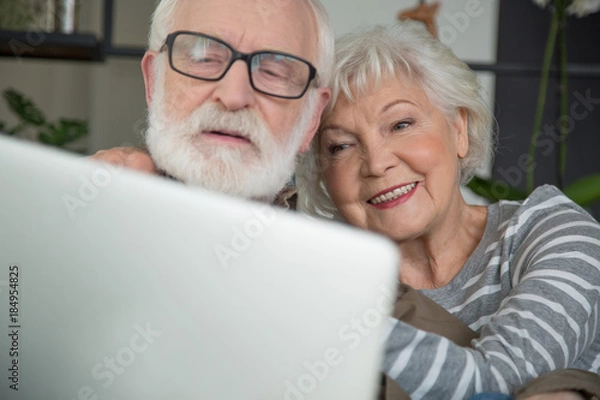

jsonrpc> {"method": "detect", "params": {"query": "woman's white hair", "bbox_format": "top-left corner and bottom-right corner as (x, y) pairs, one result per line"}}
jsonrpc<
(146, 0), (334, 88)
(296, 21), (494, 220)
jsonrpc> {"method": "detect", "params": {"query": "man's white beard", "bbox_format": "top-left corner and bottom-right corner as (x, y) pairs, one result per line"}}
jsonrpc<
(145, 63), (316, 202)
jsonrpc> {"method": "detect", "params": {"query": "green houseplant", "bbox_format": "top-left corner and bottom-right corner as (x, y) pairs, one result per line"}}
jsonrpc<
(467, 0), (600, 209)
(0, 1), (37, 30)
(0, 88), (88, 153)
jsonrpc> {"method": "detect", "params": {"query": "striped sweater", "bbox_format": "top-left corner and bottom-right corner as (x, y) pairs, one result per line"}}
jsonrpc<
(383, 185), (600, 399)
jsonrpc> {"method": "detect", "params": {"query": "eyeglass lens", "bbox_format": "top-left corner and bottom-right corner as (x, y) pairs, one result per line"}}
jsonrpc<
(169, 33), (312, 98)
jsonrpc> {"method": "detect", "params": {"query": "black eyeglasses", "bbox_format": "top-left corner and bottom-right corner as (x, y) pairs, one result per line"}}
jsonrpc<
(160, 31), (318, 100)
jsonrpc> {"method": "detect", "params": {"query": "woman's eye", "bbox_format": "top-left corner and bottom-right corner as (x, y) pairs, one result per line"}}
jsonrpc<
(392, 121), (411, 131)
(328, 143), (350, 155)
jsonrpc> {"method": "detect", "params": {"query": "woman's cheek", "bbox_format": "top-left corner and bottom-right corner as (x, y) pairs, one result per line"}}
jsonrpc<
(324, 167), (349, 203)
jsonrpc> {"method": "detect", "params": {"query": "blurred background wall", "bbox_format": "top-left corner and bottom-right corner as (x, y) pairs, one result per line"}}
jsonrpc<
(0, 0), (499, 155)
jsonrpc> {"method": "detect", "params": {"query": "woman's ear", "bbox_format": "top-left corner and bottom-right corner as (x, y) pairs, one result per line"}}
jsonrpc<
(454, 108), (469, 159)
(141, 51), (158, 107)
(298, 87), (331, 153)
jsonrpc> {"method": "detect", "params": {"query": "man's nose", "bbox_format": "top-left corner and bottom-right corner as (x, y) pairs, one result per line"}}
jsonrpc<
(211, 61), (256, 111)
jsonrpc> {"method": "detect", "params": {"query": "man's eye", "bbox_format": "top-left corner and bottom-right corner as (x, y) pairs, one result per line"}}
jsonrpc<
(189, 45), (227, 63)
(190, 53), (225, 63)
(328, 143), (350, 155)
(259, 66), (288, 79)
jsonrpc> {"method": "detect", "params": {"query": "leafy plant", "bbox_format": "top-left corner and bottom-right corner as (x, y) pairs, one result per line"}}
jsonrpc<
(0, 0), (36, 30)
(0, 88), (88, 153)
(467, 0), (600, 209)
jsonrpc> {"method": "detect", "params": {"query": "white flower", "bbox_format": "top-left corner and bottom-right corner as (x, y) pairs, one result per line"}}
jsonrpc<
(533, 0), (552, 8)
(532, 0), (600, 16)
(566, 0), (600, 16)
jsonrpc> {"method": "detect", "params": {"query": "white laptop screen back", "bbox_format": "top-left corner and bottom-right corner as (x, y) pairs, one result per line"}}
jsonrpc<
(0, 136), (399, 400)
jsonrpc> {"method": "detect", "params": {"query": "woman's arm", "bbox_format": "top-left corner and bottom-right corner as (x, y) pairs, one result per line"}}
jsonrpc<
(383, 191), (600, 398)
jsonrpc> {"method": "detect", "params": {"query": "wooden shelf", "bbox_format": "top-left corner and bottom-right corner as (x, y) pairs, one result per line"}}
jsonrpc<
(0, 30), (103, 61)
(0, 0), (146, 62)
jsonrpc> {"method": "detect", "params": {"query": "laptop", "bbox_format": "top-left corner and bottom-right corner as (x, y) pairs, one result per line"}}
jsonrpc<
(0, 135), (399, 400)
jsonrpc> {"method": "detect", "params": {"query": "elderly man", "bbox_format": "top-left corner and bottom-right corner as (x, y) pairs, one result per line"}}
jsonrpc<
(93, 1), (600, 399)
(94, 0), (331, 207)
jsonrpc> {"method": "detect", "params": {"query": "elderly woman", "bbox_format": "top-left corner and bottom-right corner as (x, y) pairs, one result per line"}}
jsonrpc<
(296, 22), (600, 400)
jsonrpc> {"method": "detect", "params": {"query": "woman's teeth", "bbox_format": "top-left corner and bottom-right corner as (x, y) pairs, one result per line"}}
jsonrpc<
(369, 182), (417, 205)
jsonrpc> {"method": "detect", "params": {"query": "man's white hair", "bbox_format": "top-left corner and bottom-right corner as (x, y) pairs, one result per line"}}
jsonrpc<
(146, 0), (334, 88)
(296, 22), (495, 219)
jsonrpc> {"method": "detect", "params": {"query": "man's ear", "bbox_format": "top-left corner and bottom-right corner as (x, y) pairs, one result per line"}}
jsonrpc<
(454, 108), (469, 159)
(298, 87), (331, 153)
(141, 51), (157, 107)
